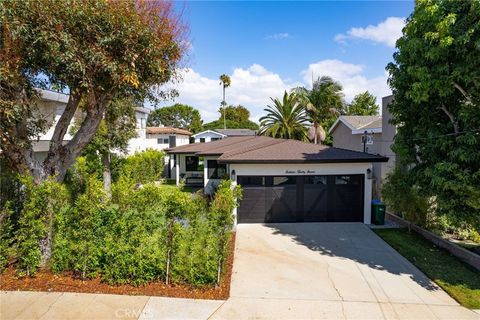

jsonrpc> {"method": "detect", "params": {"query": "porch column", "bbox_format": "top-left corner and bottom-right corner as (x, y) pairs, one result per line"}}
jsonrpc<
(169, 154), (175, 179)
(231, 166), (238, 228)
(203, 158), (208, 188)
(175, 154), (180, 186)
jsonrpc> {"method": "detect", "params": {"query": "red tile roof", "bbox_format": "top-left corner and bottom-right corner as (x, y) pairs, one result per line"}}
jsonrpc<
(146, 127), (192, 136)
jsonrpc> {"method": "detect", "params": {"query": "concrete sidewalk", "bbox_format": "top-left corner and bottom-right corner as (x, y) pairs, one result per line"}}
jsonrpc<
(1, 291), (225, 320)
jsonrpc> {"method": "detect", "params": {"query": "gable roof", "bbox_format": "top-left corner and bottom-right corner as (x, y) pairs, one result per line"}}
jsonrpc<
(167, 136), (388, 164)
(146, 127), (191, 136)
(329, 116), (382, 135)
(192, 128), (256, 138)
(192, 129), (227, 138)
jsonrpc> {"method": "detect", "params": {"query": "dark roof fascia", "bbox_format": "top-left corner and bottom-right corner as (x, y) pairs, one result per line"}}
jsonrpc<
(195, 152), (223, 156)
(166, 150), (224, 157)
(166, 150), (201, 154)
(218, 157), (389, 164)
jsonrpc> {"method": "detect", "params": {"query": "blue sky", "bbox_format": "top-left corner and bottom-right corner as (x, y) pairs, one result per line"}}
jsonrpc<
(165, 1), (414, 122)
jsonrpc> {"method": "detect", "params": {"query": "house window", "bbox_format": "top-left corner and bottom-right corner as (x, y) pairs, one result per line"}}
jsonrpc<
(140, 118), (146, 129)
(237, 176), (265, 186)
(185, 156), (204, 172)
(207, 160), (227, 179)
(335, 175), (362, 185)
(211, 137), (220, 141)
(189, 137), (195, 144)
(169, 135), (176, 148)
(157, 138), (169, 144)
(200, 138), (206, 143)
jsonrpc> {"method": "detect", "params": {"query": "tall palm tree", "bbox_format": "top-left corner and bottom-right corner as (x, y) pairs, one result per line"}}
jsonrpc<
(219, 74), (231, 129)
(259, 91), (309, 141)
(292, 76), (344, 144)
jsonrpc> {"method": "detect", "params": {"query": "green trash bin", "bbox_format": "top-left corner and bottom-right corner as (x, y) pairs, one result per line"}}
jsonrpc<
(371, 201), (386, 225)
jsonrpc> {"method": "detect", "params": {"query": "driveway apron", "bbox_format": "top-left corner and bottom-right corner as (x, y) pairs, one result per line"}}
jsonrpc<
(212, 223), (479, 319)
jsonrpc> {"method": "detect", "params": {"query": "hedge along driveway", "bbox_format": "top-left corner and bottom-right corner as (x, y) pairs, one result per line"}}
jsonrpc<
(374, 228), (480, 309)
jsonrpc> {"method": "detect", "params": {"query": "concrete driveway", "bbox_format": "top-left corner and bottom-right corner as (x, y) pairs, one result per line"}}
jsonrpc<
(211, 223), (478, 319)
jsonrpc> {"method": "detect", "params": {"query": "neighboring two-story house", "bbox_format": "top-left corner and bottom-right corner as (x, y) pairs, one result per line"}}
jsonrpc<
(144, 127), (191, 179)
(329, 95), (396, 197)
(33, 89), (153, 158)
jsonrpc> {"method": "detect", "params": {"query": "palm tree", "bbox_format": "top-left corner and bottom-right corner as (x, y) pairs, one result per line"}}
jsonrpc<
(259, 91), (309, 141)
(219, 74), (231, 129)
(292, 76), (344, 144)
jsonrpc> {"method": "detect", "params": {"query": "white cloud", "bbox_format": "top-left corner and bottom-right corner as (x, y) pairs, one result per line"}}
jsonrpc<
(164, 64), (301, 122)
(335, 17), (405, 47)
(301, 59), (390, 106)
(158, 60), (391, 122)
(265, 33), (290, 40)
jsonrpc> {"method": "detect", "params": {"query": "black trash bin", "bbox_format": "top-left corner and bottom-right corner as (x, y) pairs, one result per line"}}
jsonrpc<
(371, 200), (386, 225)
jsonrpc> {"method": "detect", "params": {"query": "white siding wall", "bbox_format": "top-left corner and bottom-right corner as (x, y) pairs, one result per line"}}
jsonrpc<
(126, 110), (149, 154)
(193, 131), (224, 143)
(145, 134), (190, 151)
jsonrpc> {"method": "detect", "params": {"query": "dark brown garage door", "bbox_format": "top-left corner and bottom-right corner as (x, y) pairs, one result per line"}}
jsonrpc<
(237, 175), (364, 223)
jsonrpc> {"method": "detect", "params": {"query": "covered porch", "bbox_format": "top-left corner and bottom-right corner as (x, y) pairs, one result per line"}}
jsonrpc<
(169, 153), (229, 194)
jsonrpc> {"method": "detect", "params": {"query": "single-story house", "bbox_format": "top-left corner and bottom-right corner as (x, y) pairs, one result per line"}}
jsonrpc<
(166, 136), (388, 225)
(192, 128), (256, 143)
(328, 95), (397, 197)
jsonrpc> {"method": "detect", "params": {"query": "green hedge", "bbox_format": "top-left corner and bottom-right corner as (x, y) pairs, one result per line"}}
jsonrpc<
(1, 150), (240, 286)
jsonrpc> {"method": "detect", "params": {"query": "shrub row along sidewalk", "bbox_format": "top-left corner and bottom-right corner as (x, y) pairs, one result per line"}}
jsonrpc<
(0, 151), (241, 290)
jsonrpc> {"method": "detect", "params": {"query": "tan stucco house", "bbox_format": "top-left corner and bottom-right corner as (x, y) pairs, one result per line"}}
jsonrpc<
(328, 95), (397, 197)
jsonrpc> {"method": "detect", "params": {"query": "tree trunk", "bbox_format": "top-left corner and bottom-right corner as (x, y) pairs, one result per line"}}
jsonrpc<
(101, 152), (112, 195)
(314, 122), (318, 144)
(42, 92), (110, 182)
(39, 197), (54, 267)
(439, 105), (460, 134)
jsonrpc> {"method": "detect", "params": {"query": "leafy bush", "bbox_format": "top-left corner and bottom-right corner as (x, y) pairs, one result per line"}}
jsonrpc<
(120, 149), (165, 184)
(383, 166), (480, 242)
(209, 180), (242, 284)
(52, 176), (241, 286)
(4, 150), (240, 287)
(0, 203), (14, 271)
(15, 176), (70, 276)
(382, 166), (430, 228)
(53, 176), (108, 279)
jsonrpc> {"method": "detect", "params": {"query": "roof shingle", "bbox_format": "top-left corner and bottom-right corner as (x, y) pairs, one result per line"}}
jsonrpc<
(167, 136), (388, 164)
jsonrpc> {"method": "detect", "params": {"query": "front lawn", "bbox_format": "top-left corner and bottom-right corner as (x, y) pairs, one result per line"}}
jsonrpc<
(161, 179), (197, 193)
(374, 228), (480, 309)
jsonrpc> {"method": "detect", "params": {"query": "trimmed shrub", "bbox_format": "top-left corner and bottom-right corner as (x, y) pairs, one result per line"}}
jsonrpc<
(120, 149), (165, 184)
(209, 180), (242, 284)
(52, 176), (108, 279)
(15, 176), (70, 276)
(0, 203), (14, 271)
(5, 154), (240, 287)
(382, 166), (430, 228)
